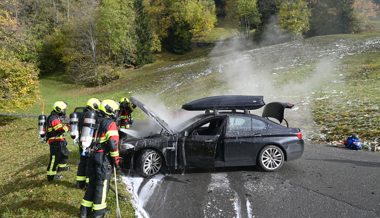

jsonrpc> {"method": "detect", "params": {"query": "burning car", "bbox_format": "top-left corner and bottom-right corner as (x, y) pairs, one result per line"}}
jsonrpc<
(119, 95), (304, 177)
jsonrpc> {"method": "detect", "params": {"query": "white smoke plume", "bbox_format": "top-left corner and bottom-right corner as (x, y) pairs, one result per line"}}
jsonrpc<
(132, 94), (201, 132)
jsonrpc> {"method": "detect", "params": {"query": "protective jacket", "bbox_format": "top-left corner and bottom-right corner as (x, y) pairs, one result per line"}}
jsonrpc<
(46, 111), (69, 180)
(119, 111), (132, 128)
(80, 117), (119, 217)
(47, 112), (68, 143)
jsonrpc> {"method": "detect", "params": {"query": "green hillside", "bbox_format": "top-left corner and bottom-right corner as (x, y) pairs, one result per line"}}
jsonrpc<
(1, 32), (380, 217)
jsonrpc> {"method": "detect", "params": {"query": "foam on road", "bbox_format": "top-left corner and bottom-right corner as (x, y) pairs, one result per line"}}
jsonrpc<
(122, 174), (165, 218)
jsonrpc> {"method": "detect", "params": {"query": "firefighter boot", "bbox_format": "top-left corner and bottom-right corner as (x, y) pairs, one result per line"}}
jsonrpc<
(76, 181), (86, 190)
(57, 165), (70, 172)
(80, 206), (91, 218)
(47, 174), (63, 182)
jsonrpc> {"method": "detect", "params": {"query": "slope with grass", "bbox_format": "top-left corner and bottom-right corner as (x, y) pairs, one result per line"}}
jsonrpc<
(1, 32), (380, 217)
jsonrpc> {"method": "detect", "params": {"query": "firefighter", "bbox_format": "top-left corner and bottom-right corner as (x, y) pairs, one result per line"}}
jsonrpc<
(46, 101), (70, 181)
(76, 98), (101, 189)
(80, 99), (120, 218)
(118, 97), (135, 129)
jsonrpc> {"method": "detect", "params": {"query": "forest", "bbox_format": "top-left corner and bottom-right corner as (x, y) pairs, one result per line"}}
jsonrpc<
(0, 0), (379, 112)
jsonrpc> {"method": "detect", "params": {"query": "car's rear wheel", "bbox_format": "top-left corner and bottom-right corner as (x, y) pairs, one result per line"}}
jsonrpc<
(258, 145), (284, 171)
(136, 149), (163, 177)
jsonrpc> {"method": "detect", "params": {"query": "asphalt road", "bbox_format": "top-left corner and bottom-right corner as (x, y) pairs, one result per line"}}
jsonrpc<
(124, 143), (380, 218)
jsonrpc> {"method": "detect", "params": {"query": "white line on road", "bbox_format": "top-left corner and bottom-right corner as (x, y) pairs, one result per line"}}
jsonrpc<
(246, 198), (254, 218)
(233, 192), (241, 218)
(203, 173), (244, 218)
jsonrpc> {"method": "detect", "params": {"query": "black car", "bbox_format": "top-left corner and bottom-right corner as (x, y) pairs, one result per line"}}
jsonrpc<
(119, 95), (304, 177)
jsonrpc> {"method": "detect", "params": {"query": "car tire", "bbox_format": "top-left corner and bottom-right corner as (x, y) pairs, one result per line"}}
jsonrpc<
(136, 149), (163, 177)
(258, 145), (285, 172)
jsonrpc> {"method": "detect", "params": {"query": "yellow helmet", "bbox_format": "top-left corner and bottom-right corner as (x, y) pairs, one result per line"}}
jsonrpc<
(86, 98), (101, 111)
(53, 101), (68, 114)
(119, 97), (135, 111)
(99, 99), (119, 116)
(119, 97), (130, 104)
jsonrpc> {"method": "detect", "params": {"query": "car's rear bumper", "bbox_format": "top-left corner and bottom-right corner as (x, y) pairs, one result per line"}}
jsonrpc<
(286, 139), (304, 161)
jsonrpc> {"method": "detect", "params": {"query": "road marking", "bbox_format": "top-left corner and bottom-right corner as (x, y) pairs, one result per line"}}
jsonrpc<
(233, 192), (241, 218)
(246, 198), (254, 218)
(203, 173), (243, 218)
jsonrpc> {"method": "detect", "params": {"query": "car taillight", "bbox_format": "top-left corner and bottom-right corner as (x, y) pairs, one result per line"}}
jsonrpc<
(296, 132), (303, 140)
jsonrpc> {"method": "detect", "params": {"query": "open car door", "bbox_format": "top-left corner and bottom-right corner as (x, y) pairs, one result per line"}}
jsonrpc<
(184, 117), (225, 168)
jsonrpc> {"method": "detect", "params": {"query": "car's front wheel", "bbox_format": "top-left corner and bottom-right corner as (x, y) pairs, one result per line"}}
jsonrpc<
(258, 145), (284, 171)
(136, 149), (163, 177)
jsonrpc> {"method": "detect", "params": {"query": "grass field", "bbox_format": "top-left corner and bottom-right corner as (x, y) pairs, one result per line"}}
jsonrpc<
(0, 117), (134, 218)
(1, 31), (380, 217)
(313, 52), (380, 145)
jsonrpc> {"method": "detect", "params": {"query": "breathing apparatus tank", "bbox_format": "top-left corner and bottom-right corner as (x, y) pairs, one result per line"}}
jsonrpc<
(38, 115), (47, 140)
(69, 112), (79, 140)
(80, 110), (97, 150)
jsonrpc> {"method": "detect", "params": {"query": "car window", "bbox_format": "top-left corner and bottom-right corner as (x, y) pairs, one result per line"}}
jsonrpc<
(227, 116), (251, 132)
(252, 118), (267, 131)
(192, 118), (224, 136)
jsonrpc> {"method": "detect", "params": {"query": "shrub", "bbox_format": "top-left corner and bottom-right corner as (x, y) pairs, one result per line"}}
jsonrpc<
(0, 49), (39, 112)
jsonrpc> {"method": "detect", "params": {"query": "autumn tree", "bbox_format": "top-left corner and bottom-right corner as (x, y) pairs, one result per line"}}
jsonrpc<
(226, 0), (261, 37)
(146, 0), (216, 53)
(278, 0), (310, 37)
(0, 9), (39, 111)
(353, 0), (380, 30)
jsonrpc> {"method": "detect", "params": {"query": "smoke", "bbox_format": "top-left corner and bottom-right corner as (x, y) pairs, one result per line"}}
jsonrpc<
(125, 10), (380, 143)
(259, 16), (293, 46)
(211, 40), (340, 98)
(131, 17), (345, 137)
(207, 19), (342, 136)
(132, 94), (201, 132)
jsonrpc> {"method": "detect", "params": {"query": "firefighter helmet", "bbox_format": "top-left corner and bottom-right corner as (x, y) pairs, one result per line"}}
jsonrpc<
(53, 101), (68, 114)
(99, 99), (119, 117)
(119, 97), (130, 104)
(119, 97), (135, 111)
(86, 98), (100, 111)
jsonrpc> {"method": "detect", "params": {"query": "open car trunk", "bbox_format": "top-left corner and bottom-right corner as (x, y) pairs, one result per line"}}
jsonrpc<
(262, 102), (294, 126)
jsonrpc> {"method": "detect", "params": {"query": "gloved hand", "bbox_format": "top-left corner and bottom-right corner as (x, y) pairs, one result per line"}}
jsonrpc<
(128, 118), (134, 125)
(113, 156), (120, 168)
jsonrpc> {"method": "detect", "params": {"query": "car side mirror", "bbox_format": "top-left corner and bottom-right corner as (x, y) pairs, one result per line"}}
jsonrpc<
(184, 131), (189, 137)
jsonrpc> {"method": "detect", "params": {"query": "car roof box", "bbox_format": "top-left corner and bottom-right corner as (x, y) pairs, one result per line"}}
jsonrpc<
(182, 95), (265, 111)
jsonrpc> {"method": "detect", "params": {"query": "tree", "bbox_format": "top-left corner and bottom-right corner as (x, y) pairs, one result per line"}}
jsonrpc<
(308, 0), (358, 35)
(60, 0), (102, 85)
(175, 0), (217, 37)
(163, 21), (193, 54)
(146, 0), (216, 53)
(134, 0), (154, 66)
(38, 30), (66, 75)
(278, 0), (310, 37)
(0, 49), (39, 112)
(97, 0), (137, 66)
(353, 0), (379, 31)
(0, 9), (39, 112)
(226, 0), (261, 37)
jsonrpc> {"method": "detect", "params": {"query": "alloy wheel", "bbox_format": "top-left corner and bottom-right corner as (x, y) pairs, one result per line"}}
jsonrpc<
(261, 146), (284, 170)
(143, 151), (162, 176)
